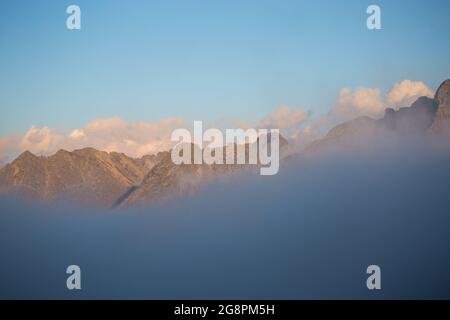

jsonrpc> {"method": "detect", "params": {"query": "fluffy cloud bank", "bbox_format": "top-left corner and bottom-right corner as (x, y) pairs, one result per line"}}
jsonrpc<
(333, 80), (433, 122)
(0, 117), (187, 165)
(62, 117), (187, 157)
(386, 80), (434, 109)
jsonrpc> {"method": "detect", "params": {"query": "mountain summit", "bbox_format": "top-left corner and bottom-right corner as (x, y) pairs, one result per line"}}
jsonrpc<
(0, 148), (150, 206)
(431, 79), (450, 133)
(307, 79), (449, 152)
(0, 138), (288, 207)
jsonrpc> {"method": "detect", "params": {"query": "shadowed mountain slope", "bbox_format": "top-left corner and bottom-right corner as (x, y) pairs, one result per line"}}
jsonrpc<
(117, 136), (289, 207)
(306, 79), (450, 153)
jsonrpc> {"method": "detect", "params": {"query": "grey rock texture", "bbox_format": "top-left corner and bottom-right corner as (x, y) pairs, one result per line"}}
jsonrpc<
(431, 79), (450, 133)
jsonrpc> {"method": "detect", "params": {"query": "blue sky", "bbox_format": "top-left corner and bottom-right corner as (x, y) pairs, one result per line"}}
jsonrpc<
(1, 0), (449, 136)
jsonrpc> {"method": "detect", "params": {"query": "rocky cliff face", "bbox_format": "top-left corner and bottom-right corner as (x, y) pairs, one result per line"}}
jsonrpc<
(431, 79), (450, 133)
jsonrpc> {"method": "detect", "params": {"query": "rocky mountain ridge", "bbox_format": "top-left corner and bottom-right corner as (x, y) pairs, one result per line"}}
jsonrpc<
(1, 79), (449, 208)
(307, 78), (449, 152)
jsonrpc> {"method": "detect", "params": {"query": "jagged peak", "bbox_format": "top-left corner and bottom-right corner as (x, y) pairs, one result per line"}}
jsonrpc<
(434, 79), (450, 105)
(385, 96), (437, 115)
(15, 150), (37, 161)
(412, 95), (435, 105)
(435, 79), (450, 96)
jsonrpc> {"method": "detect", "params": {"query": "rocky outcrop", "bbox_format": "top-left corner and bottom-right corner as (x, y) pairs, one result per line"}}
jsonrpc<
(381, 96), (438, 134)
(306, 79), (450, 153)
(431, 79), (450, 133)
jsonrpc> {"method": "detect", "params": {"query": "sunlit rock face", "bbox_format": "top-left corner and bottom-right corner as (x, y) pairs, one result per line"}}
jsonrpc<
(0, 148), (150, 207)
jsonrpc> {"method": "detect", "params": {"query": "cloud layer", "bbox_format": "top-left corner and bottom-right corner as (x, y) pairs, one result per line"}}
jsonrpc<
(2, 138), (450, 299)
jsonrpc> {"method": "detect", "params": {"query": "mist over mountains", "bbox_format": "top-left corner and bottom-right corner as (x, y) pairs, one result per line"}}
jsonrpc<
(1, 79), (449, 208)
(1, 129), (450, 299)
(1, 79), (450, 299)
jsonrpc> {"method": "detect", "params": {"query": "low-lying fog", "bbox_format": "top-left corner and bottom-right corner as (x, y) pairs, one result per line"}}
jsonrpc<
(1, 137), (450, 299)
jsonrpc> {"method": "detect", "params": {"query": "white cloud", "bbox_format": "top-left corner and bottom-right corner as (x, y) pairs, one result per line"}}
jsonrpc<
(69, 129), (85, 139)
(61, 117), (187, 157)
(385, 80), (433, 109)
(259, 106), (309, 130)
(334, 87), (384, 121)
(0, 117), (187, 162)
(19, 126), (63, 155)
(332, 80), (434, 122)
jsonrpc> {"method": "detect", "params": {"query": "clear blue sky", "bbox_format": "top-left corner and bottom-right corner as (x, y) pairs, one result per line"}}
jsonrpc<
(1, 0), (449, 135)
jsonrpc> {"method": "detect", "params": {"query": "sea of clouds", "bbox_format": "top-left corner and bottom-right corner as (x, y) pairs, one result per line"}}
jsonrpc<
(1, 136), (449, 299)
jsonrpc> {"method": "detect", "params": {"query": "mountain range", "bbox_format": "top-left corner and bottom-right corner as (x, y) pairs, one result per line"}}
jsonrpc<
(1, 79), (449, 208)
(307, 79), (449, 152)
